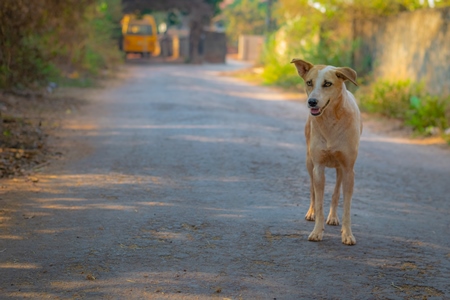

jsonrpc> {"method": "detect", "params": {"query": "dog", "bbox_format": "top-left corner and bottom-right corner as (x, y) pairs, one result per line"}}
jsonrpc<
(291, 58), (362, 245)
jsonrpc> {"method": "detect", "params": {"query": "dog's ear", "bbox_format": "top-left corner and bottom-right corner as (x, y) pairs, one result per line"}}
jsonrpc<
(291, 58), (314, 79)
(335, 67), (358, 86)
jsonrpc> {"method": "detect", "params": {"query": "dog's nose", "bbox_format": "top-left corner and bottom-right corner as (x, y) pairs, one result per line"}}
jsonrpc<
(308, 98), (318, 107)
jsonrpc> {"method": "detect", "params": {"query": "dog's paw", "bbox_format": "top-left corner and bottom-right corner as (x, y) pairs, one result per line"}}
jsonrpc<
(326, 215), (340, 226)
(341, 232), (356, 245)
(305, 211), (315, 221)
(308, 230), (323, 242)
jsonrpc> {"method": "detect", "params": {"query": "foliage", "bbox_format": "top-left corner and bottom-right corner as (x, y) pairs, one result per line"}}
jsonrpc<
(123, 0), (223, 15)
(406, 96), (450, 134)
(275, 0), (449, 22)
(0, 0), (123, 90)
(204, 0), (224, 16)
(238, 0), (450, 138)
(80, 0), (124, 76)
(358, 79), (450, 135)
(259, 36), (303, 88)
(221, 0), (267, 47)
(358, 80), (421, 118)
(258, 0), (450, 89)
(260, 31), (358, 89)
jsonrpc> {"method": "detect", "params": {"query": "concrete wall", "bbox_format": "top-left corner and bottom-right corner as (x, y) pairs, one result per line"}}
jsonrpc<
(354, 7), (450, 95)
(203, 31), (227, 63)
(238, 35), (264, 61)
(164, 35), (189, 59)
(159, 31), (225, 63)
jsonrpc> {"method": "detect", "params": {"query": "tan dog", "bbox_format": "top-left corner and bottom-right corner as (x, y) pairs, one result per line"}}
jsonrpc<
(291, 58), (362, 245)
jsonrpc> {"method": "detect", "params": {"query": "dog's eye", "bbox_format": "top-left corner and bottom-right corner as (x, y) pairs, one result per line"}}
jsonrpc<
(306, 80), (313, 87)
(323, 81), (332, 87)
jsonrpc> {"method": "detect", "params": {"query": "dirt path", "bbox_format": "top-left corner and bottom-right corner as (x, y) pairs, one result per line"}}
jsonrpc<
(1, 61), (449, 299)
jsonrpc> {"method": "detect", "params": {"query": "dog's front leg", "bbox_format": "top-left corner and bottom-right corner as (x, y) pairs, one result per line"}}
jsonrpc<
(305, 157), (315, 221)
(327, 167), (342, 225)
(341, 168), (356, 245)
(308, 165), (325, 242)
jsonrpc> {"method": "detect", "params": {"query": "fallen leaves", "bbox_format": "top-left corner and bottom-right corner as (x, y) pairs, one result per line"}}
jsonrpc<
(0, 147), (47, 178)
(86, 274), (96, 281)
(0, 91), (84, 178)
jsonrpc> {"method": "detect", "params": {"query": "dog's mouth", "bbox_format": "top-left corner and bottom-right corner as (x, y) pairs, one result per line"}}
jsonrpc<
(310, 99), (330, 116)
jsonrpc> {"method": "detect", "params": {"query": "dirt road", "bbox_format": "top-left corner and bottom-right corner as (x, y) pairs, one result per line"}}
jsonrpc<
(1, 61), (449, 299)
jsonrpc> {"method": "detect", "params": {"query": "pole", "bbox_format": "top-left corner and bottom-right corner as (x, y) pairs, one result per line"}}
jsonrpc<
(266, 0), (272, 33)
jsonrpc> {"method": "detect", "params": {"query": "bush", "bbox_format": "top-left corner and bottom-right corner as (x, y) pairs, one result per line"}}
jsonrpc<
(358, 79), (422, 118)
(358, 79), (450, 136)
(79, 1), (123, 76)
(260, 37), (302, 88)
(0, 0), (123, 90)
(260, 33), (358, 89)
(406, 95), (449, 134)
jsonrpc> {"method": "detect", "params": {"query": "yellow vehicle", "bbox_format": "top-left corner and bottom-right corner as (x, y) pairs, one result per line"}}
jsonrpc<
(121, 14), (159, 57)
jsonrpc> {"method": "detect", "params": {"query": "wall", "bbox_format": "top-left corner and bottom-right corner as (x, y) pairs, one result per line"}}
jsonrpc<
(238, 35), (264, 61)
(203, 31), (227, 63)
(159, 30), (225, 63)
(354, 7), (450, 95)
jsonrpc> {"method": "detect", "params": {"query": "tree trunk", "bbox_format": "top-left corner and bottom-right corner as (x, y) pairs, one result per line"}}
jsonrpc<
(189, 19), (203, 64)
(0, 110), (3, 146)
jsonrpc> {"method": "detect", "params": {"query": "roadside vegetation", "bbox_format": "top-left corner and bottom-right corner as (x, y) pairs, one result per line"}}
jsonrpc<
(0, 0), (225, 178)
(0, 0), (123, 91)
(220, 0), (450, 143)
(0, 0), (123, 177)
(221, 0), (267, 48)
(357, 80), (450, 140)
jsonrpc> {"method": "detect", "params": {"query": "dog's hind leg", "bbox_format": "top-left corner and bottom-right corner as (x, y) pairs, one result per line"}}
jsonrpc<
(327, 167), (342, 226)
(305, 157), (315, 221)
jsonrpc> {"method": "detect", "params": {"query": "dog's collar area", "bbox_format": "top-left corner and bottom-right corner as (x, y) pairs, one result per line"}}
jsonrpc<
(310, 99), (330, 116)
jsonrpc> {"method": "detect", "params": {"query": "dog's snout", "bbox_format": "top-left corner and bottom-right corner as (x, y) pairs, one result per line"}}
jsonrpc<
(308, 98), (318, 107)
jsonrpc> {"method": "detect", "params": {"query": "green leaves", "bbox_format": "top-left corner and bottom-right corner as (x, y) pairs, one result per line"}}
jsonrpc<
(409, 96), (421, 109)
(0, 0), (122, 90)
(406, 95), (449, 134)
(358, 79), (450, 135)
(221, 0), (267, 46)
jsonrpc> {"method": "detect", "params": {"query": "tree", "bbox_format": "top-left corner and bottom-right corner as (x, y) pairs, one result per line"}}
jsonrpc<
(220, 0), (267, 47)
(258, 0), (450, 87)
(0, 0), (94, 89)
(0, 0), (123, 90)
(269, 0), (450, 67)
